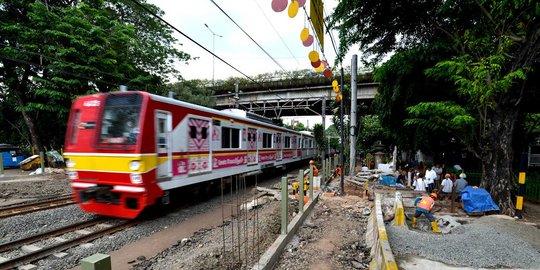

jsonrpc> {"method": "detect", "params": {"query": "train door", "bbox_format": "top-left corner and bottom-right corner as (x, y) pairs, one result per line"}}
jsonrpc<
(156, 111), (172, 178)
(247, 128), (257, 165)
(187, 116), (211, 174)
(276, 133), (282, 161)
(292, 136), (297, 158)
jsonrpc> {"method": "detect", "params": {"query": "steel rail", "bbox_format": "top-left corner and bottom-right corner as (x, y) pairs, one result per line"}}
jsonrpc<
(0, 220), (139, 269)
(0, 196), (75, 218)
(0, 218), (106, 253)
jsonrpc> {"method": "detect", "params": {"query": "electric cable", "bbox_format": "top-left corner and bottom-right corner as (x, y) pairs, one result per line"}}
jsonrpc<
(209, 0), (287, 73)
(127, 0), (259, 84)
(252, 0), (301, 68)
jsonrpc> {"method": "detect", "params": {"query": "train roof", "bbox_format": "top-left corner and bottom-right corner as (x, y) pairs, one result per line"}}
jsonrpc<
(99, 91), (314, 138)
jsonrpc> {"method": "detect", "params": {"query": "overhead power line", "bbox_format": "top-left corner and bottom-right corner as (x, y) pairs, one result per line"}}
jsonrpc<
(253, 0), (301, 68)
(209, 0), (287, 73)
(127, 0), (296, 102)
(127, 0), (259, 84)
(322, 5), (340, 58)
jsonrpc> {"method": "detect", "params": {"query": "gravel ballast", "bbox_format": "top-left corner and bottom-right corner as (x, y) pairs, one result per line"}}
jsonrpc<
(387, 215), (540, 269)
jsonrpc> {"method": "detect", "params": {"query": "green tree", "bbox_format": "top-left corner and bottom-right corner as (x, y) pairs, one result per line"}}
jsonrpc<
(313, 123), (325, 153)
(0, 0), (191, 151)
(330, 0), (540, 214)
(293, 122), (307, 131)
(325, 124), (340, 152)
(169, 80), (215, 107)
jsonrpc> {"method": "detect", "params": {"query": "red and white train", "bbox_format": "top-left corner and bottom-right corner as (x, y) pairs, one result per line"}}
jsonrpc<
(64, 90), (317, 218)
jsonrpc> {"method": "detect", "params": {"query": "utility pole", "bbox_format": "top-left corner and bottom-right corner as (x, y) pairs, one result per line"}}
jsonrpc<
(234, 81), (239, 108)
(321, 95), (326, 161)
(340, 68), (345, 195)
(204, 23), (222, 87)
(350, 55), (358, 177)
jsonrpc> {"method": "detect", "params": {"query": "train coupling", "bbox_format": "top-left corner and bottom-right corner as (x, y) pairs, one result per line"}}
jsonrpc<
(78, 186), (117, 204)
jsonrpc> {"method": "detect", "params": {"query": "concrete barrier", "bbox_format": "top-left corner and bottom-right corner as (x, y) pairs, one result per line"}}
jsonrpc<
(251, 191), (321, 270)
(366, 193), (398, 270)
(392, 193), (407, 228)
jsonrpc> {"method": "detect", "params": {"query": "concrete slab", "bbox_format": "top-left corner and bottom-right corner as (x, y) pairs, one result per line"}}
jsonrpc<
(54, 237), (67, 243)
(398, 256), (528, 270)
(75, 229), (92, 235)
(79, 243), (94, 248)
(21, 244), (41, 253)
(53, 252), (69, 258)
(96, 223), (112, 229)
(18, 264), (37, 270)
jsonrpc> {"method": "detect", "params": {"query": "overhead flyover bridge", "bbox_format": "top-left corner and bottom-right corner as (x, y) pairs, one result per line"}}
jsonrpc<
(211, 74), (378, 118)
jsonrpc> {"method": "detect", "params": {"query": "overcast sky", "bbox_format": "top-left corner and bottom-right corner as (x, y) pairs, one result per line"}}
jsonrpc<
(147, 0), (358, 82)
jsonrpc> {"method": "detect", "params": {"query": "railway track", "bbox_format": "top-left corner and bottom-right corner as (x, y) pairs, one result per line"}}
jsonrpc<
(0, 218), (139, 269)
(0, 195), (75, 218)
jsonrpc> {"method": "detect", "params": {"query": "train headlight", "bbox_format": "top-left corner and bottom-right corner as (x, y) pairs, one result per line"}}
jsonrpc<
(66, 159), (76, 168)
(68, 171), (78, 180)
(130, 173), (143, 184)
(129, 160), (141, 171)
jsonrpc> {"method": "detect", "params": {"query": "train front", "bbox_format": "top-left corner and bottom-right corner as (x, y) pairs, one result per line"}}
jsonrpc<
(63, 91), (163, 219)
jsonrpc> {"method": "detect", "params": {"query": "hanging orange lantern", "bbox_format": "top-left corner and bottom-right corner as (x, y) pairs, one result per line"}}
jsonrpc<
(308, 51), (319, 62)
(288, 0), (299, 18)
(336, 93), (343, 102)
(300, 28), (309, 42)
(332, 80), (338, 87)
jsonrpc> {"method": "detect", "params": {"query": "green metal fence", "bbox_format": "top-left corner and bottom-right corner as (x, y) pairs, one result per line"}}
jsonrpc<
(464, 171), (540, 202)
(525, 176), (540, 202)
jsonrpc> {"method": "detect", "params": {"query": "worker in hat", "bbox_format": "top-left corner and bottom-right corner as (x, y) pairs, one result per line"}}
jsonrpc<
(309, 160), (319, 176)
(412, 193), (441, 233)
(309, 160), (320, 190)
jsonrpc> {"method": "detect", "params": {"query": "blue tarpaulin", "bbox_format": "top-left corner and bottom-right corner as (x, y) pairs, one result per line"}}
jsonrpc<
(461, 186), (500, 213)
(378, 175), (397, 186)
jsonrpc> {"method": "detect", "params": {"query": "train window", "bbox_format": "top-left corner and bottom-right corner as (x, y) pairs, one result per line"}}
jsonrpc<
(222, 127), (240, 149)
(189, 126), (197, 139)
(70, 110), (80, 145)
(263, 133), (272, 148)
(201, 127), (208, 139)
(284, 137), (291, 148)
(99, 94), (142, 144)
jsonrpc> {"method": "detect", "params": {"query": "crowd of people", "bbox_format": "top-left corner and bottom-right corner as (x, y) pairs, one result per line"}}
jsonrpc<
(398, 163), (470, 233)
(396, 163), (469, 201)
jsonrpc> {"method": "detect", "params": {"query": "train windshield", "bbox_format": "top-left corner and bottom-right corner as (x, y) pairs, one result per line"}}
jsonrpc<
(99, 94), (142, 145)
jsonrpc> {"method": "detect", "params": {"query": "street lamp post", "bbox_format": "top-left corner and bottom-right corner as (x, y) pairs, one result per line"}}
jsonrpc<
(204, 23), (222, 87)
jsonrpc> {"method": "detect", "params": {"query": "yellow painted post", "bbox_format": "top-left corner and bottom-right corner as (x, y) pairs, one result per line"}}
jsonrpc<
(392, 193), (406, 227)
(515, 153), (528, 219)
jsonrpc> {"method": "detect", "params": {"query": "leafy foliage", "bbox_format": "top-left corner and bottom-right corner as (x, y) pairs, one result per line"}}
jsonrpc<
(330, 0), (540, 213)
(0, 0), (191, 150)
(169, 80), (216, 107)
(312, 124), (325, 153)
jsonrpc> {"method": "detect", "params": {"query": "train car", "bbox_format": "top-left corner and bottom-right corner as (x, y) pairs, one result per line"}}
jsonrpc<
(63, 90), (317, 219)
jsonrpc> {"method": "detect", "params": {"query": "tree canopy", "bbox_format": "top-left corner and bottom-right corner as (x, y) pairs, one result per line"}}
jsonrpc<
(330, 0), (540, 214)
(0, 0), (191, 150)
